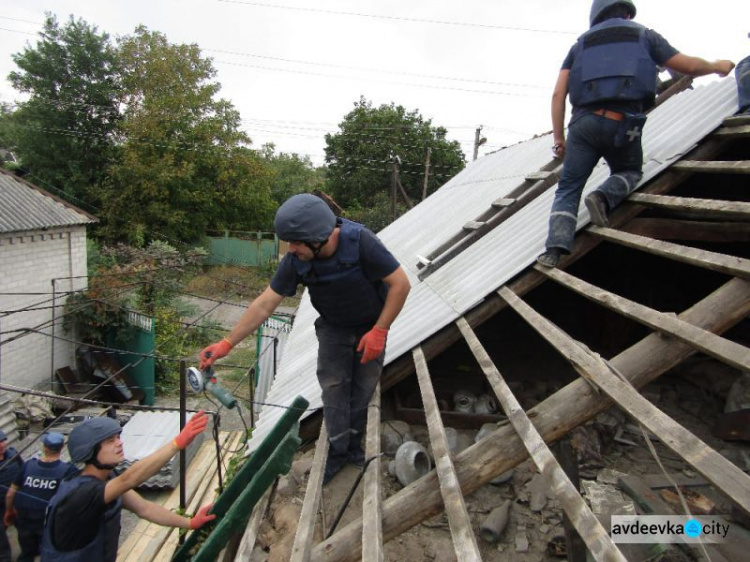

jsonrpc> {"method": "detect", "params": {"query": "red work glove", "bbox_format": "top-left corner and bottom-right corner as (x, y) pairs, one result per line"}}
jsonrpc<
(189, 503), (216, 530)
(199, 338), (234, 370)
(173, 410), (209, 450)
(356, 326), (388, 364)
(3, 508), (16, 527)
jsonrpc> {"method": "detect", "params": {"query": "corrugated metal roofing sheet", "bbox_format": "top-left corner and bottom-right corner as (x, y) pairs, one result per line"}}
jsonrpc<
(0, 170), (96, 233)
(247, 77), (740, 453)
(120, 411), (204, 488)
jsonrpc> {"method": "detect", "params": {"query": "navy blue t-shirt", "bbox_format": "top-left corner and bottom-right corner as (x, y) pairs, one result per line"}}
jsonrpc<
(562, 23), (679, 119)
(271, 227), (399, 297)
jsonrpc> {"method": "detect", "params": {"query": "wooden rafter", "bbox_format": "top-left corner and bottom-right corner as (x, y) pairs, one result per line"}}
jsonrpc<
(496, 285), (750, 516)
(589, 226), (750, 279)
(413, 347), (483, 561)
(626, 192), (750, 222)
(312, 278), (750, 562)
(291, 426), (329, 562)
(536, 265), (750, 372)
(456, 318), (626, 562)
(362, 383), (383, 561)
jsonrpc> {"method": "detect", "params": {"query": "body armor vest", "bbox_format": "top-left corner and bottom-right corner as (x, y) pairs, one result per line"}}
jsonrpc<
(41, 475), (122, 562)
(293, 219), (386, 327)
(569, 18), (657, 108)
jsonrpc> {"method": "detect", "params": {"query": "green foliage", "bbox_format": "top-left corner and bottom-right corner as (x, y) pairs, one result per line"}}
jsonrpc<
(97, 27), (276, 243)
(6, 14), (121, 204)
(260, 143), (326, 207)
(325, 97), (466, 214)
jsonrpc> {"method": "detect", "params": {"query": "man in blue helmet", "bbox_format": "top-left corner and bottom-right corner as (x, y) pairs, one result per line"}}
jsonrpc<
(5, 432), (77, 562)
(40, 412), (215, 561)
(0, 430), (22, 562)
(537, 0), (735, 268)
(200, 193), (411, 483)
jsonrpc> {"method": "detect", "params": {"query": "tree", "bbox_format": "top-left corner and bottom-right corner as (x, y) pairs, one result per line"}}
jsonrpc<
(260, 143), (326, 206)
(99, 27), (275, 244)
(6, 14), (121, 203)
(324, 97), (466, 218)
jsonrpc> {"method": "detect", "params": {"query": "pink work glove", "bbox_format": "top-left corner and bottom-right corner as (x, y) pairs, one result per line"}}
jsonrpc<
(199, 338), (233, 370)
(173, 410), (209, 450)
(3, 508), (16, 527)
(357, 326), (388, 364)
(189, 503), (216, 529)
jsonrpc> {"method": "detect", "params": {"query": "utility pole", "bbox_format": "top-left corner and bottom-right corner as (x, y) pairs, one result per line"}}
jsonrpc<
(473, 126), (487, 161)
(390, 154), (399, 221)
(422, 147), (431, 201)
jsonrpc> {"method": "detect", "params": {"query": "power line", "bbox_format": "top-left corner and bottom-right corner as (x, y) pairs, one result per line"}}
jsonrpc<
(217, 0), (578, 35)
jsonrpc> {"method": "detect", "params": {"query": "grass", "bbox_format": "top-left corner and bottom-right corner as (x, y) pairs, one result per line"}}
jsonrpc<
(184, 263), (301, 308)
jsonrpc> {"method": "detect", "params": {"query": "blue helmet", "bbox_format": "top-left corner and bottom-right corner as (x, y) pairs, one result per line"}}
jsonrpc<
(590, 0), (636, 27)
(42, 432), (65, 451)
(274, 194), (336, 243)
(68, 417), (122, 463)
(0, 430), (7, 442)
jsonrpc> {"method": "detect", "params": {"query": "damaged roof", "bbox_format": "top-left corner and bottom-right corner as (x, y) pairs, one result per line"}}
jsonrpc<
(247, 76), (740, 454)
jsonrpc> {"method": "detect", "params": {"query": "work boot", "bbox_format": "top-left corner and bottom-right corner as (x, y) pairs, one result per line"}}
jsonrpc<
(536, 248), (563, 268)
(585, 191), (609, 227)
(348, 445), (366, 469)
(323, 453), (347, 485)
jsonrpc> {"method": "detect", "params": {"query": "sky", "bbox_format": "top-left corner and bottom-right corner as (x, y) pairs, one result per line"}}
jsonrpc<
(0, 0), (748, 167)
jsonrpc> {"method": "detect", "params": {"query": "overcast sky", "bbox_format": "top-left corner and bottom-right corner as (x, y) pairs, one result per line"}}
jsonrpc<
(1, 1), (748, 166)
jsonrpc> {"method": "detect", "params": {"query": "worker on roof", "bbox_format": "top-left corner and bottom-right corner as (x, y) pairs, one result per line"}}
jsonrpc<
(200, 193), (410, 484)
(5, 432), (77, 562)
(0, 430), (22, 562)
(40, 413), (215, 561)
(537, 0), (735, 268)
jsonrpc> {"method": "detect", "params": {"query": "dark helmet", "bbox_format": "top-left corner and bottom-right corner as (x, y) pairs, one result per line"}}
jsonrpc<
(42, 432), (65, 451)
(274, 194), (336, 243)
(590, 0), (636, 27)
(68, 417), (122, 463)
(0, 430), (7, 442)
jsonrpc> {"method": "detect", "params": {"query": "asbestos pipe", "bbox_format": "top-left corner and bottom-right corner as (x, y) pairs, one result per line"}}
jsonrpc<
(311, 278), (750, 562)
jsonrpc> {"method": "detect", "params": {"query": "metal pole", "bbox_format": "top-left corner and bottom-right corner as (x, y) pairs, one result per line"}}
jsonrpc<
(473, 126), (483, 161)
(422, 147), (431, 201)
(391, 157), (398, 221)
(179, 360), (187, 520)
(50, 278), (56, 387)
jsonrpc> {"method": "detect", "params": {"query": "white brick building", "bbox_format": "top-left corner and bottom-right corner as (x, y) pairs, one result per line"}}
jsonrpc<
(0, 169), (97, 435)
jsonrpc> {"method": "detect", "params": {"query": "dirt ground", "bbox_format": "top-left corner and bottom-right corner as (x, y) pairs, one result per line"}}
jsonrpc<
(245, 360), (750, 562)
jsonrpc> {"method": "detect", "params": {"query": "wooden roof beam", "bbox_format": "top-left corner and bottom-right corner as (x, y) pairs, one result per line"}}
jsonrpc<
(457, 318), (626, 562)
(588, 226), (750, 279)
(310, 278), (750, 562)
(627, 193), (750, 222)
(412, 347), (483, 561)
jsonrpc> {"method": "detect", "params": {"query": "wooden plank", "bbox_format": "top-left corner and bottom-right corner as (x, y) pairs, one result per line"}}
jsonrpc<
(722, 115), (750, 127)
(463, 221), (485, 231)
(713, 123), (750, 136)
(537, 266), (750, 372)
(622, 219), (750, 243)
(412, 347), (483, 561)
(234, 487), (273, 561)
(362, 383), (383, 562)
(291, 425), (329, 562)
(670, 160), (750, 174)
(525, 171), (555, 182)
(310, 278), (750, 562)
(496, 286), (750, 516)
(627, 193), (750, 221)
(456, 319), (626, 562)
(491, 197), (516, 208)
(588, 226), (750, 279)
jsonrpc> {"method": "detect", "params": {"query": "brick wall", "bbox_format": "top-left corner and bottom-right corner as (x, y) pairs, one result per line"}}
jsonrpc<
(0, 227), (89, 390)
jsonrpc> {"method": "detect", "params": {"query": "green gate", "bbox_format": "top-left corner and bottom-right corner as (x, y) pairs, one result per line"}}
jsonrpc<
(206, 231), (279, 266)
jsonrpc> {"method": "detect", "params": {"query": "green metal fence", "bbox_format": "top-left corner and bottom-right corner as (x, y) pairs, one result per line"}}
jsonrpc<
(206, 231), (279, 267)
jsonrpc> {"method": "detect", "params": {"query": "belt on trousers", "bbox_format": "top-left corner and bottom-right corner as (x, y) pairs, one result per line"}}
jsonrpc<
(592, 108), (625, 121)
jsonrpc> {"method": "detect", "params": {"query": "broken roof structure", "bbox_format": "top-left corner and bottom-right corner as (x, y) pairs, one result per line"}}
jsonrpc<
(239, 75), (749, 561)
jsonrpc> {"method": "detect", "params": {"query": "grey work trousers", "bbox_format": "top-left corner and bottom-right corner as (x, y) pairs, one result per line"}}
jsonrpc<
(314, 317), (384, 463)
